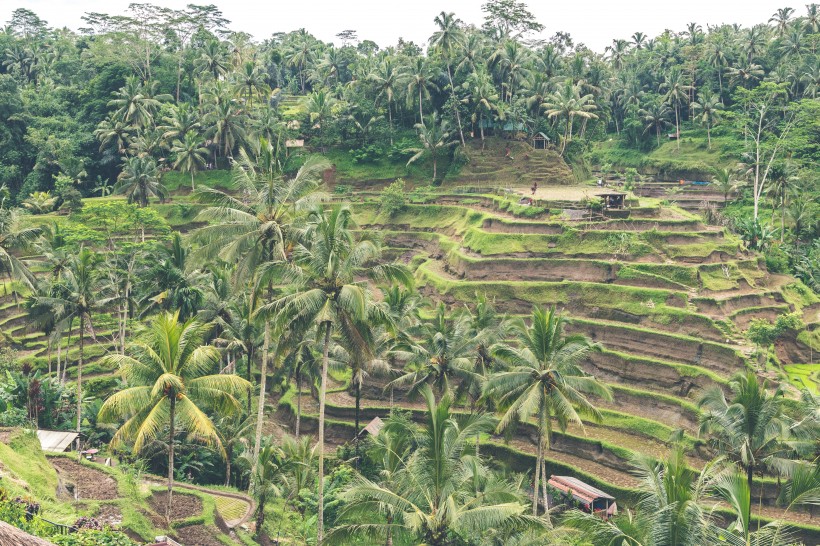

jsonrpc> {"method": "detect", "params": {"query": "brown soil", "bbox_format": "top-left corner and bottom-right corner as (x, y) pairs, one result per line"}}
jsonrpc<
(51, 458), (119, 500)
(95, 503), (123, 527)
(149, 490), (203, 521)
(174, 524), (226, 546)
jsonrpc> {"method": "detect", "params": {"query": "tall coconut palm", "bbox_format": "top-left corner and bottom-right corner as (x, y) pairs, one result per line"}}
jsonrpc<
(429, 11), (466, 145)
(485, 306), (611, 518)
(197, 39), (229, 82)
(160, 103), (201, 147)
(543, 80), (599, 155)
(108, 76), (170, 131)
(691, 91), (724, 149)
(328, 385), (547, 546)
(205, 99), (248, 159)
(369, 58), (406, 145)
(98, 312), (251, 521)
(191, 145), (330, 462)
(463, 69), (499, 142)
(406, 113), (457, 181)
(698, 371), (793, 494)
(388, 302), (479, 399)
(259, 204), (411, 544)
(171, 132), (208, 191)
(405, 57), (440, 122)
(116, 156), (167, 208)
(33, 247), (101, 447)
(233, 60), (269, 108)
(660, 68), (692, 150)
(640, 99), (672, 147)
(301, 89), (338, 149)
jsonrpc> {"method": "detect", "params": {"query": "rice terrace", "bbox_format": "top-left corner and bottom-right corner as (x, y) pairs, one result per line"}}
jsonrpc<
(0, 1), (818, 544)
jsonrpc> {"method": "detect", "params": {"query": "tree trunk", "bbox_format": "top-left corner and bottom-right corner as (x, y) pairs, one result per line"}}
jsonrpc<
(246, 346), (253, 415)
(225, 444), (232, 487)
(76, 315), (84, 451)
(317, 322), (331, 545)
(191, 170), (196, 191)
(419, 87), (424, 122)
(47, 339), (52, 377)
(386, 513), (394, 546)
(533, 431), (541, 516)
(295, 365), (302, 439)
(167, 395), (176, 524)
(354, 376), (362, 466)
(674, 104), (680, 151)
(56, 331), (62, 382)
(387, 102), (394, 146)
(252, 322), (271, 464)
(432, 156), (437, 181)
(781, 197), (786, 243)
(707, 125), (711, 149)
(447, 64), (466, 146)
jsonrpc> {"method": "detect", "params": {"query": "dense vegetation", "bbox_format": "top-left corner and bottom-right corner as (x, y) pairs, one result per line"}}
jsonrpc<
(0, 1), (819, 545)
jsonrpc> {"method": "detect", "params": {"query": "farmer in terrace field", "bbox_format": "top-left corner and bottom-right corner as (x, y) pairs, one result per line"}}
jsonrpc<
(531, 181), (537, 195)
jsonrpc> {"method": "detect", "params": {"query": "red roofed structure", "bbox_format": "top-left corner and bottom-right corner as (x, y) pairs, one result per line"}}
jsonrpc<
(547, 475), (617, 519)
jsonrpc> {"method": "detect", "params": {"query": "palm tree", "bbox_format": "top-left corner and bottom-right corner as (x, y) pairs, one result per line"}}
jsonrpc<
(260, 204), (411, 544)
(233, 60), (269, 108)
(405, 57), (440, 122)
(243, 442), (293, 535)
(369, 58), (405, 145)
(98, 312), (251, 521)
(543, 80), (599, 155)
(711, 167), (742, 204)
(301, 89), (338, 149)
(0, 208), (40, 290)
(34, 248), (101, 447)
(698, 371), (793, 494)
(197, 39), (229, 81)
(639, 98), (672, 147)
(328, 385), (546, 545)
(769, 7), (795, 37)
(406, 113), (457, 181)
(660, 68), (692, 150)
(160, 103), (201, 146)
(116, 156), (167, 208)
(691, 91), (724, 149)
(564, 448), (729, 545)
(192, 145), (330, 461)
(429, 11), (466, 145)
(485, 306), (611, 518)
(171, 132), (208, 191)
(463, 69), (499, 142)
(205, 99), (248, 160)
(388, 302), (478, 399)
(286, 30), (317, 93)
(108, 76), (169, 131)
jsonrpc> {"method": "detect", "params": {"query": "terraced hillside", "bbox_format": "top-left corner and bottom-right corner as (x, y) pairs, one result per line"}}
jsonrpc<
(2, 155), (818, 540)
(446, 138), (575, 187)
(275, 177), (820, 535)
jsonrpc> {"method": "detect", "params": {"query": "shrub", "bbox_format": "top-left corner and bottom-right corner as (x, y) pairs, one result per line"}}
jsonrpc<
(52, 530), (139, 546)
(764, 246), (790, 273)
(349, 144), (384, 164)
(379, 179), (407, 215)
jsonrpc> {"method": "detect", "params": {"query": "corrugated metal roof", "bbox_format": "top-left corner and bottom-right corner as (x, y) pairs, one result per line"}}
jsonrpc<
(36, 430), (79, 453)
(548, 475), (615, 501)
(359, 416), (385, 437)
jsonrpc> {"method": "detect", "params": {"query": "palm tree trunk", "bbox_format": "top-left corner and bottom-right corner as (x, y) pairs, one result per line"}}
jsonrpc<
(56, 331), (62, 382)
(419, 87), (424, 122)
(675, 104), (681, 150)
(447, 64), (466, 146)
(191, 170), (196, 191)
(707, 124), (711, 149)
(295, 365), (301, 439)
(225, 444), (232, 487)
(252, 322), (271, 464)
(781, 197), (786, 243)
(533, 432), (541, 516)
(167, 395), (176, 523)
(387, 102), (394, 146)
(47, 339), (52, 377)
(317, 321), (332, 545)
(354, 376), (361, 466)
(386, 514), (393, 546)
(246, 346), (253, 415)
(76, 314), (84, 451)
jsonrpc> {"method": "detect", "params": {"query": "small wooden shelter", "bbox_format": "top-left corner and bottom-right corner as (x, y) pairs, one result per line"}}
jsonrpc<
(548, 475), (617, 518)
(0, 520), (56, 545)
(36, 429), (79, 453)
(596, 191), (627, 210)
(358, 416), (385, 438)
(532, 132), (550, 149)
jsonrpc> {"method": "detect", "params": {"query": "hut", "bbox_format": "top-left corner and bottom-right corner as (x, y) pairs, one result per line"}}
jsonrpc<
(596, 191), (627, 210)
(36, 429), (80, 453)
(358, 416), (385, 439)
(0, 520), (56, 545)
(547, 475), (617, 518)
(532, 132), (550, 149)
